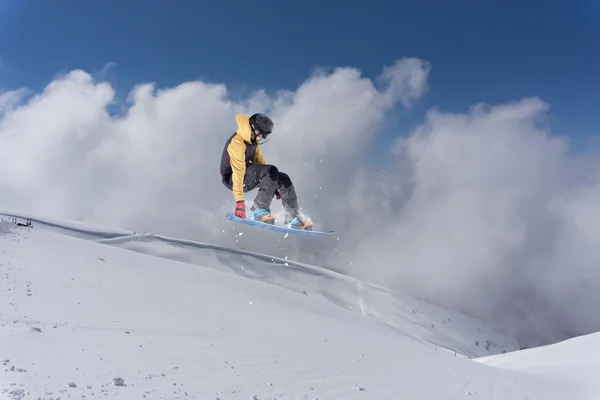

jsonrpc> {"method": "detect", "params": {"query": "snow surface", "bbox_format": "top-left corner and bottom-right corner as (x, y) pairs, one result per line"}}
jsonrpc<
(1, 211), (599, 399)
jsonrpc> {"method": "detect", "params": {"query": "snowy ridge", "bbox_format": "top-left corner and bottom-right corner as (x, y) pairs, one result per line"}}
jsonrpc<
(0, 210), (518, 358)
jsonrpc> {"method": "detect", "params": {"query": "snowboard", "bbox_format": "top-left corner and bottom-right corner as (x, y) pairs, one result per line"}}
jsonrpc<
(225, 212), (335, 236)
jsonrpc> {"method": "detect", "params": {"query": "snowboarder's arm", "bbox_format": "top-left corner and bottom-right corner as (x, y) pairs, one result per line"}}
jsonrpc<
(227, 138), (247, 202)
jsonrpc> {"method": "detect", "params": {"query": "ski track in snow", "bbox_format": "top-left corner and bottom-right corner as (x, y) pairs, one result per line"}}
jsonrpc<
(0, 211), (599, 399)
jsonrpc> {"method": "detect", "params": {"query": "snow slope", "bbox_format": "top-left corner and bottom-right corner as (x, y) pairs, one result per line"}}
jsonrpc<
(0, 209), (519, 358)
(1, 211), (599, 399)
(477, 333), (600, 397)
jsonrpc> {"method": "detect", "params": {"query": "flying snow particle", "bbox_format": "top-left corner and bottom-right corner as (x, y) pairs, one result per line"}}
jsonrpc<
(112, 377), (125, 386)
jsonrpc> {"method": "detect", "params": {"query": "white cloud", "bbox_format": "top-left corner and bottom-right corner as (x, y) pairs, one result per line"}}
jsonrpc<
(0, 88), (28, 113)
(342, 98), (600, 347)
(1, 58), (599, 348)
(379, 58), (431, 107)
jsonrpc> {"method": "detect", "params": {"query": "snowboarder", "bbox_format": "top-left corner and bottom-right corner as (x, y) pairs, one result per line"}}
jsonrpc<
(220, 113), (313, 231)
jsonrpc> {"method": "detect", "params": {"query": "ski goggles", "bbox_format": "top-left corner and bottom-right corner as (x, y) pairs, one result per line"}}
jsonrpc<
(253, 128), (271, 139)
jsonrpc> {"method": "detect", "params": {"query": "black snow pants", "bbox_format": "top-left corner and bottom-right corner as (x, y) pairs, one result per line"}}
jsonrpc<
(223, 164), (300, 222)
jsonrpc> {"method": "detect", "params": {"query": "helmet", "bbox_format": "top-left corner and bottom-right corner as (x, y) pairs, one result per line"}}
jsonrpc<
(249, 113), (274, 139)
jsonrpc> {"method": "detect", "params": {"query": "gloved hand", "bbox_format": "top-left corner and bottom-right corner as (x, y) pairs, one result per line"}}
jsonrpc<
(274, 189), (281, 200)
(234, 200), (246, 219)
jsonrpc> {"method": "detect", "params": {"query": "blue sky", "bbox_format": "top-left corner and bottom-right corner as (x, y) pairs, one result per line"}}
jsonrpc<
(0, 0), (598, 152)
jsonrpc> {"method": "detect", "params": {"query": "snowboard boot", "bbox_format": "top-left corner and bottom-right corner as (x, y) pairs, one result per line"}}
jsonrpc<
(286, 216), (313, 231)
(250, 207), (276, 225)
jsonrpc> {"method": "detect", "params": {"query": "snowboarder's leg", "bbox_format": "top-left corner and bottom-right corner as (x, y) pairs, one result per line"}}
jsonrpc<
(237, 164), (312, 230)
(249, 165), (279, 209)
(244, 164), (278, 224)
(277, 172), (313, 231)
(275, 172), (298, 222)
(222, 164), (269, 194)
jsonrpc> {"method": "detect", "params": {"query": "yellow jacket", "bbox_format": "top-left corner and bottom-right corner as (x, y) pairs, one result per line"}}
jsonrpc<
(223, 114), (266, 202)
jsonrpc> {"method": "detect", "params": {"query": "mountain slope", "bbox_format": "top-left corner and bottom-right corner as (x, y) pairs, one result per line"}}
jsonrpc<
(0, 212), (598, 399)
(0, 209), (519, 358)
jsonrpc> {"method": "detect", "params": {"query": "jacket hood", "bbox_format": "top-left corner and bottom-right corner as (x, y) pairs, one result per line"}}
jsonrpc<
(235, 114), (253, 143)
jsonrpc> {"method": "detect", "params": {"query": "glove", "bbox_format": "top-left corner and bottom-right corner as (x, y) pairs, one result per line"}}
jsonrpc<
(274, 189), (281, 200)
(234, 201), (246, 219)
